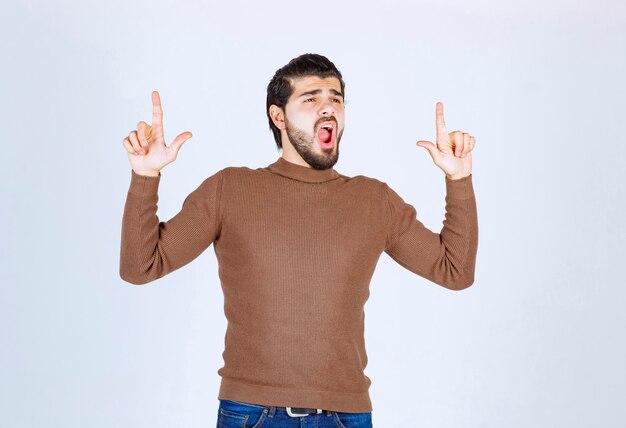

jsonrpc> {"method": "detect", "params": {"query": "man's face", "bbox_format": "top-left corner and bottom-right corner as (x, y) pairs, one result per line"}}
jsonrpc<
(279, 76), (345, 170)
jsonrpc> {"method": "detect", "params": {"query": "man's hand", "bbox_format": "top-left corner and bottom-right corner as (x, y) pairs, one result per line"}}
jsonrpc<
(122, 91), (193, 177)
(416, 102), (476, 180)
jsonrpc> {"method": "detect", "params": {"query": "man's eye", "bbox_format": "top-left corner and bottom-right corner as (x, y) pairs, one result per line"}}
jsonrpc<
(304, 98), (314, 102)
(332, 98), (342, 103)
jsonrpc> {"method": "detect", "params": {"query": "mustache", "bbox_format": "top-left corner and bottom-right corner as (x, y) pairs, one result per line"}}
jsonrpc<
(315, 117), (338, 128)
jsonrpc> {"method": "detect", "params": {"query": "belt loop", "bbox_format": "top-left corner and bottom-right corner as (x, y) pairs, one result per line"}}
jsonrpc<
(268, 406), (276, 418)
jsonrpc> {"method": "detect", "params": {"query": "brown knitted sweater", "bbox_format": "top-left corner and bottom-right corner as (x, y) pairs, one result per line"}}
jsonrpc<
(120, 156), (478, 412)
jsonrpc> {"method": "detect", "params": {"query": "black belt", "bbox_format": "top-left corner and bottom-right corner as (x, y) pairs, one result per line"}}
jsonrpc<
(224, 400), (328, 417)
(277, 406), (325, 417)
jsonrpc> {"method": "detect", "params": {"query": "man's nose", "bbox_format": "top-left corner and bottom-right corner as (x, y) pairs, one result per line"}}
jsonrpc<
(318, 100), (336, 116)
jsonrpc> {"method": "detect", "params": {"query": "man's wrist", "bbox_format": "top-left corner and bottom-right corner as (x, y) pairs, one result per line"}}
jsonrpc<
(446, 173), (470, 181)
(133, 168), (160, 177)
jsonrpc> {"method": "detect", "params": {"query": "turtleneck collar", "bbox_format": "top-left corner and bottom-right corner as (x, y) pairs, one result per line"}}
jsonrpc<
(265, 156), (340, 183)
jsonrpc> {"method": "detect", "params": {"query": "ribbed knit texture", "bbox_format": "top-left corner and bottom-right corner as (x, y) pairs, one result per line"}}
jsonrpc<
(120, 156), (478, 412)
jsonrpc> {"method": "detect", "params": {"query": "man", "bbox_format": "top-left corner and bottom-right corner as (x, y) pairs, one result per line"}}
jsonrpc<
(120, 53), (478, 427)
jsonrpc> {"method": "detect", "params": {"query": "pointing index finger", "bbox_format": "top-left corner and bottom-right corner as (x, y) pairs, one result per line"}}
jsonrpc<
(152, 90), (163, 128)
(435, 101), (448, 142)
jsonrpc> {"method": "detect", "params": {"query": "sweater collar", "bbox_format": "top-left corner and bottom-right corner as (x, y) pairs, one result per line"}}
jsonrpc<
(266, 156), (340, 183)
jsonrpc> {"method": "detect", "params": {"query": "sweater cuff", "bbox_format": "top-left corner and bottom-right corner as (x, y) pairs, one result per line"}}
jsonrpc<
(128, 169), (161, 196)
(445, 173), (474, 200)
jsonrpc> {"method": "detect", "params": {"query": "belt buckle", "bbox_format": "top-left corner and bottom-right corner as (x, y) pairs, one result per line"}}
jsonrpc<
(286, 407), (323, 417)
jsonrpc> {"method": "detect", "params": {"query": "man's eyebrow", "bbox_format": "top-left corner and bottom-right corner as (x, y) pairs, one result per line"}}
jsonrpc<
(297, 89), (344, 99)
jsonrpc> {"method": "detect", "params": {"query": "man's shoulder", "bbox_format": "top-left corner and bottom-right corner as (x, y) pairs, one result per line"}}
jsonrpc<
(220, 165), (255, 174)
(216, 164), (263, 178)
(338, 171), (386, 188)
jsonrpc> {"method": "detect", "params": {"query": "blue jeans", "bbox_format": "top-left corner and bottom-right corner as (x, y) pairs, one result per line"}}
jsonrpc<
(217, 399), (373, 427)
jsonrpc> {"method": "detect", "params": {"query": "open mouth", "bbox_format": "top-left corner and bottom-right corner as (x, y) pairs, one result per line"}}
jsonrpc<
(316, 122), (335, 147)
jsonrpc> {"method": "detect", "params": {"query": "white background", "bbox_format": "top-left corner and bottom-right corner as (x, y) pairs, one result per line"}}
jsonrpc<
(1, 0), (625, 427)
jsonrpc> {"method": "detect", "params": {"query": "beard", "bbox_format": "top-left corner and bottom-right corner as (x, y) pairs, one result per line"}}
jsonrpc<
(284, 115), (343, 170)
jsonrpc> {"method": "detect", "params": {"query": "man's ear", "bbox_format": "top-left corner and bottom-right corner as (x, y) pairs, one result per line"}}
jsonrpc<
(269, 105), (285, 130)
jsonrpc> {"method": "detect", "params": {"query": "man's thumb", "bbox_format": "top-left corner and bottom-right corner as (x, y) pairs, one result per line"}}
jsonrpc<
(416, 140), (437, 161)
(170, 132), (193, 154)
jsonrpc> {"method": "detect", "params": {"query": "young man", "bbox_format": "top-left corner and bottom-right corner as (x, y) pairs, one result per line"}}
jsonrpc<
(120, 53), (478, 427)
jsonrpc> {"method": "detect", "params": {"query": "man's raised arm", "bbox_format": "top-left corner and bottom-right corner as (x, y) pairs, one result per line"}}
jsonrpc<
(119, 90), (221, 284)
(119, 169), (223, 285)
(384, 101), (479, 290)
(384, 174), (478, 290)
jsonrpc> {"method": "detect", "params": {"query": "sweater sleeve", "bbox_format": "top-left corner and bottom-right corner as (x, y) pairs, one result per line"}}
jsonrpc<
(119, 168), (224, 285)
(383, 174), (478, 290)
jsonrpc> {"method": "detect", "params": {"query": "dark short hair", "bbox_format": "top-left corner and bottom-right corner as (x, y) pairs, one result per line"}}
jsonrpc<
(266, 53), (345, 150)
